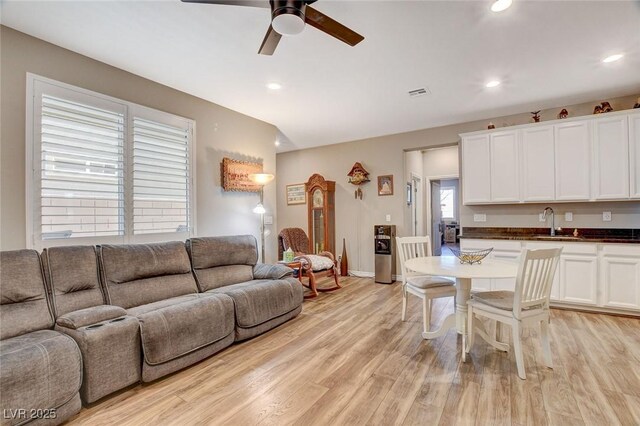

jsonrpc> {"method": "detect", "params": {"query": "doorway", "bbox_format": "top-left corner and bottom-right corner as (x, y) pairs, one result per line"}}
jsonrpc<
(428, 178), (460, 256)
(410, 173), (423, 236)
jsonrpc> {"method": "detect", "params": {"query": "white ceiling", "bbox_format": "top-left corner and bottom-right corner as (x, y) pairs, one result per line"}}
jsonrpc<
(2, 1), (639, 152)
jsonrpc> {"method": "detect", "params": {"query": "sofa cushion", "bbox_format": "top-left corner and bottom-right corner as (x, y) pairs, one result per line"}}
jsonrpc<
(0, 330), (81, 422)
(42, 245), (105, 317)
(209, 278), (303, 329)
(0, 250), (53, 340)
(99, 242), (198, 309)
(187, 236), (258, 291)
(134, 294), (234, 365)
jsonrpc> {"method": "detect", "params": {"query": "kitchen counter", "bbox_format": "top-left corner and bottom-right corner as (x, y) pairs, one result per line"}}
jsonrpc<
(460, 227), (640, 244)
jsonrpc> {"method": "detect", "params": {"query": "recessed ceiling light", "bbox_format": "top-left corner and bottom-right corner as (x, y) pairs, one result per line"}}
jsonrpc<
(266, 82), (282, 90)
(491, 0), (512, 12)
(602, 53), (624, 63)
(274, 140), (281, 147)
(485, 80), (501, 88)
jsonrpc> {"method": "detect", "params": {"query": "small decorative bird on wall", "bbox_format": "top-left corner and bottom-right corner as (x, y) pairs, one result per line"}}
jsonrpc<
(531, 111), (541, 123)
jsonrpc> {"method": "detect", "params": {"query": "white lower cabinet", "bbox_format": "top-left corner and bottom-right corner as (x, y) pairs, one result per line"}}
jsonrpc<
(600, 245), (640, 310)
(461, 238), (639, 314)
(560, 255), (598, 305)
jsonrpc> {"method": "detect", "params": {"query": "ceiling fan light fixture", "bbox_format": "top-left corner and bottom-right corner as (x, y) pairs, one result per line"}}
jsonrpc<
(491, 0), (512, 12)
(272, 9), (305, 36)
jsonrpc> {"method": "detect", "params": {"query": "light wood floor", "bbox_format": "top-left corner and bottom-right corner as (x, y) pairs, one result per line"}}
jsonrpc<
(68, 277), (640, 426)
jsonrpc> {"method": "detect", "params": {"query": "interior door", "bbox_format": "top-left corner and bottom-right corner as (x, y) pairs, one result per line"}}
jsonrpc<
(431, 180), (442, 256)
(411, 175), (421, 236)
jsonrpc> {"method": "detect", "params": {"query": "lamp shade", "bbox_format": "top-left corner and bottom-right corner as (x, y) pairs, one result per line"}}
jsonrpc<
(248, 173), (275, 185)
(253, 203), (266, 215)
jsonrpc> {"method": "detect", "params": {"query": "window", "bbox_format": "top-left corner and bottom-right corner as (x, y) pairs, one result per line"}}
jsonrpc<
(440, 187), (455, 220)
(28, 75), (195, 249)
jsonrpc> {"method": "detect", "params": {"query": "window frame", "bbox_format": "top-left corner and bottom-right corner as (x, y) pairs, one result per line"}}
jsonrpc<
(26, 73), (196, 250)
(440, 186), (456, 221)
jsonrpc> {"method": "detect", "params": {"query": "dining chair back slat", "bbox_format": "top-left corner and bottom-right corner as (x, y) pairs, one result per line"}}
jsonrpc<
(513, 248), (562, 316)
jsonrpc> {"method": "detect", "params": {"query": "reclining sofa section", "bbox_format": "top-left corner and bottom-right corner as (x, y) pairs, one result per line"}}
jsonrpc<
(98, 241), (235, 382)
(187, 236), (303, 341)
(0, 250), (82, 426)
(42, 245), (141, 404)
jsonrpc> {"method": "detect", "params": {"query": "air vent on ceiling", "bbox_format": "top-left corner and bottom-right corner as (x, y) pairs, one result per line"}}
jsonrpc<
(408, 87), (431, 98)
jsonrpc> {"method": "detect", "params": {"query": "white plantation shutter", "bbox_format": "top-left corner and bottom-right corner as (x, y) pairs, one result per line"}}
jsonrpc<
(29, 75), (195, 249)
(39, 94), (125, 240)
(133, 116), (191, 235)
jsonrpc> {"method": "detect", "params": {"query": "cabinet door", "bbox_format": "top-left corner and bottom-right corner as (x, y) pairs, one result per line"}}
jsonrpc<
(593, 115), (629, 199)
(491, 250), (520, 291)
(630, 113), (640, 199)
(462, 135), (491, 204)
(490, 130), (520, 202)
(601, 256), (640, 310)
(560, 255), (598, 305)
(521, 126), (555, 201)
(555, 121), (591, 200)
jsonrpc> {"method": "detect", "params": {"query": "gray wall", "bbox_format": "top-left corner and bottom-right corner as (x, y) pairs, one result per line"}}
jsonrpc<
(0, 26), (279, 261)
(277, 94), (640, 273)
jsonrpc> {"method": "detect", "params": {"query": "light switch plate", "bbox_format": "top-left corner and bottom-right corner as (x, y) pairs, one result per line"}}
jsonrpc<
(264, 215), (273, 225)
(385, 214), (391, 222)
(602, 211), (612, 222)
(473, 214), (487, 223)
(565, 212), (573, 222)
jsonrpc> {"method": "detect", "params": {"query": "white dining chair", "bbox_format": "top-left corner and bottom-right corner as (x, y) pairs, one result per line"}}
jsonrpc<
(466, 247), (562, 380)
(396, 236), (456, 339)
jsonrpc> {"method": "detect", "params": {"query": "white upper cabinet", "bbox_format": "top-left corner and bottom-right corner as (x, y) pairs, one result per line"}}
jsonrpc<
(462, 134), (491, 204)
(592, 115), (629, 199)
(630, 113), (640, 199)
(554, 121), (591, 201)
(520, 126), (555, 201)
(490, 130), (520, 202)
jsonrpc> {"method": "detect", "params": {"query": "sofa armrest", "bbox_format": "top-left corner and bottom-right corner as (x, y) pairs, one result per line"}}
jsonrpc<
(253, 263), (294, 280)
(57, 305), (127, 330)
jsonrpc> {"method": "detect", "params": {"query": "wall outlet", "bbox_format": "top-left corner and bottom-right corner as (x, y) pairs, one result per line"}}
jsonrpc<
(602, 211), (612, 222)
(565, 212), (573, 222)
(385, 214), (391, 222)
(538, 213), (546, 222)
(473, 214), (487, 223)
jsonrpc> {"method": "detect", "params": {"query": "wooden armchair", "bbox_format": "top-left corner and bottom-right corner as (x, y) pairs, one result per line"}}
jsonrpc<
(278, 228), (341, 298)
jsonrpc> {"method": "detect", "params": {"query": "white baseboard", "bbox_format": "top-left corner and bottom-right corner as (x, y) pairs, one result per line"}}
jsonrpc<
(347, 270), (402, 281)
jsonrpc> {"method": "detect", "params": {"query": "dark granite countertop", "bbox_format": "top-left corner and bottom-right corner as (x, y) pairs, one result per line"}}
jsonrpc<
(460, 227), (640, 244)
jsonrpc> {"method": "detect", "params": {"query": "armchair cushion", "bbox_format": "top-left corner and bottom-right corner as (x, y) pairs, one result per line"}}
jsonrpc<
(56, 305), (127, 330)
(297, 254), (335, 272)
(253, 263), (293, 280)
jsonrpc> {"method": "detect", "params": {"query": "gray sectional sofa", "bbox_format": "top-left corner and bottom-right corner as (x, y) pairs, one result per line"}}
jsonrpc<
(0, 235), (303, 425)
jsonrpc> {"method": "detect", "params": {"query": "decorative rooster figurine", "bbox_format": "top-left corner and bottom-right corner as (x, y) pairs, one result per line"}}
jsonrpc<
(531, 111), (541, 123)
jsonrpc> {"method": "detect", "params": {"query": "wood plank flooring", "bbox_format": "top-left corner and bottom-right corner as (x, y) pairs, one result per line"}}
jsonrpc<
(67, 277), (640, 426)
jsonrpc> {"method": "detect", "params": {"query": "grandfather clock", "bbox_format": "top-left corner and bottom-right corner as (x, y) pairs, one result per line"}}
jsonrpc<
(305, 174), (336, 254)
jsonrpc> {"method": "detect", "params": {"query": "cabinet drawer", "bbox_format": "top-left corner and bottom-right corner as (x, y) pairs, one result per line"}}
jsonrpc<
(525, 241), (597, 255)
(461, 239), (522, 251)
(601, 244), (640, 257)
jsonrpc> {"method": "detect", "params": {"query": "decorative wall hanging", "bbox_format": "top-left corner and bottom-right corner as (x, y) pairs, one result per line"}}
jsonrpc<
(531, 111), (541, 123)
(221, 157), (262, 192)
(286, 183), (306, 205)
(557, 108), (569, 119)
(347, 162), (370, 200)
(377, 175), (394, 196)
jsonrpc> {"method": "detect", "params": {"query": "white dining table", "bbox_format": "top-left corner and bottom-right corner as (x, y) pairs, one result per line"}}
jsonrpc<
(404, 255), (519, 361)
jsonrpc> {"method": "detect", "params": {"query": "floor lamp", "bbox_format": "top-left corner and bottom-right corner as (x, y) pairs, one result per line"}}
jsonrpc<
(249, 173), (274, 263)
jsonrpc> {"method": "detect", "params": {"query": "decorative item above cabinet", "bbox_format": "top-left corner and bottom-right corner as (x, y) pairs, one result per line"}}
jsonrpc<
(460, 109), (640, 205)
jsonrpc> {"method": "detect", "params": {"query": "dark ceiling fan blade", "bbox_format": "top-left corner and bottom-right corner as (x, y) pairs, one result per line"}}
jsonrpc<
(304, 5), (364, 47)
(180, 0), (269, 8)
(258, 25), (282, 55)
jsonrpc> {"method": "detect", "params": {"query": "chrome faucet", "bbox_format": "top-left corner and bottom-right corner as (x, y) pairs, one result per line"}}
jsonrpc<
(542, 207), (555, 236)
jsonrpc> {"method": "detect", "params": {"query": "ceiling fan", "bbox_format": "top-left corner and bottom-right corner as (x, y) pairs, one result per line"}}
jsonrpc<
(181, 0), (364, 55)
